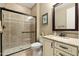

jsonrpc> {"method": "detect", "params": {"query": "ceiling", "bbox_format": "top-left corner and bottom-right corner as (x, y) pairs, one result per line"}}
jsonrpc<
(18, 3), (35, 8)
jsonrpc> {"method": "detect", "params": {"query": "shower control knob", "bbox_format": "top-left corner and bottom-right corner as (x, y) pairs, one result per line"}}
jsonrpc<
(2, 25), (6, 29)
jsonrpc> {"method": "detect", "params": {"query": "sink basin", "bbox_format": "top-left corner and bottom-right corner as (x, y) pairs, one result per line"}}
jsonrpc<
(63, 37), (70, 39)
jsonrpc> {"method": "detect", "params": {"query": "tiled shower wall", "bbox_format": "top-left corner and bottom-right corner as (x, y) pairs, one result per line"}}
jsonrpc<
(2, 10), (35, 54)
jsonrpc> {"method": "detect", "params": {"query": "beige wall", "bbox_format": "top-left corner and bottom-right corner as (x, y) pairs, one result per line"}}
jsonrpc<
(31, 3), (78, 39)
(31, 4), (41, 40)
(31, 4), (37, 16)
(40, 3), (53, 35)
(31, 3), (53, 40)
(31, 3), (54, 40)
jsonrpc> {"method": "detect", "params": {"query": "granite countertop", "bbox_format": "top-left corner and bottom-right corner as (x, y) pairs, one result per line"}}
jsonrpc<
(43, 35), (79, 47)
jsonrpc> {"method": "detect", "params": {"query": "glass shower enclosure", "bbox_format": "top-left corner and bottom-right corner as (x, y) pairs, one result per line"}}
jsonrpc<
(0, 8), (36, 56)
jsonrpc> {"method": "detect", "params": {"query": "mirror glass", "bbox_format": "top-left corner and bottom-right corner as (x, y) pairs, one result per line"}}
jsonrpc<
(55, 3), (75, 29)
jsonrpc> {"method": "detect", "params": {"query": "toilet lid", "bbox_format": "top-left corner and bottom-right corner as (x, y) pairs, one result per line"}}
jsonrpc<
(31, 42), (42, 48)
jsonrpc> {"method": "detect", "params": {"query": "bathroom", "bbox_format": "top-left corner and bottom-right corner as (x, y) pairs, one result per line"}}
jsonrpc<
(0, 3), (79, 56)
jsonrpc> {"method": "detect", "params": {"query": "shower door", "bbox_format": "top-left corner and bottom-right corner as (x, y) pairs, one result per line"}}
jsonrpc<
(2, 9), (36, 56)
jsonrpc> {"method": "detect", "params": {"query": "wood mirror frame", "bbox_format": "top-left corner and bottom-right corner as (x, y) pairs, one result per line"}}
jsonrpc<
(52, 3), (78, 31)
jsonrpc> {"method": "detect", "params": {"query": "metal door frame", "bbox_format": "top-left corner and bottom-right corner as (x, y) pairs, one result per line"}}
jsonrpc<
(0, 7), (37, 56)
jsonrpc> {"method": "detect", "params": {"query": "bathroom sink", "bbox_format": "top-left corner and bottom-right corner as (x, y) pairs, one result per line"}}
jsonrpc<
(63, 37), (70, 39)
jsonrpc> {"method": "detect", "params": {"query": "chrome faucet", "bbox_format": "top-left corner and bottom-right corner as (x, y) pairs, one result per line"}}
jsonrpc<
(59, 32), (66, 37)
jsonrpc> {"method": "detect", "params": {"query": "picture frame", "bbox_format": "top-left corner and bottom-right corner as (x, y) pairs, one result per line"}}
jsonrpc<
(42, 13), (48, 24)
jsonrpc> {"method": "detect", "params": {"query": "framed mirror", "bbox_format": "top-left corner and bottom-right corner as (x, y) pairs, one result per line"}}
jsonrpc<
(53, 3), (78, 31)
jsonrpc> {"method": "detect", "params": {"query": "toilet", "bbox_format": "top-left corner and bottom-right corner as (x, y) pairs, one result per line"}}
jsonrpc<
(31, 36), (43, 56)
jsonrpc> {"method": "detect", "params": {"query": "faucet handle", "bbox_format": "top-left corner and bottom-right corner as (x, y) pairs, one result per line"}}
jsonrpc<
(59, 32), (66, 37)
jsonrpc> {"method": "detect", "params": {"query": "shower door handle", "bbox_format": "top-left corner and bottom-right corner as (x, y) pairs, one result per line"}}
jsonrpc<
(22, 31), (35, 33)
(2, 25), (6, 29)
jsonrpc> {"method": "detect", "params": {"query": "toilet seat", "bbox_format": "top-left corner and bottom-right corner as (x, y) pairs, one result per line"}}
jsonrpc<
(31, 42), (42, 49)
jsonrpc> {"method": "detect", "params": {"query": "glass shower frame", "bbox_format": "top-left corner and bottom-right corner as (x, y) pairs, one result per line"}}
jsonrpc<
(0, 8), (37, 56)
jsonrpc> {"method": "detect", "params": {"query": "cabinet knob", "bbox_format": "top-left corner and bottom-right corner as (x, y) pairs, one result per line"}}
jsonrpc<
(59, 45), (68, 49)
(51, 42), (54, 48)
(59, 53), (65, 56)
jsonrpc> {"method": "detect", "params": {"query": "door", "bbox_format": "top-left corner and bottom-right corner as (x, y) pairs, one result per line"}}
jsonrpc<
(43, 39), (54, 56)
(2, 9), (36, 56)
(2, 10), (25, 55)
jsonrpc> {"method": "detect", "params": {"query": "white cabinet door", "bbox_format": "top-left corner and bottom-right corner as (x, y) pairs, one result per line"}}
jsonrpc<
(78, 47), (79, 56)
(55, 41), (77, 56)
(54, 48), (72, 56)
(43, 38), (54, 56)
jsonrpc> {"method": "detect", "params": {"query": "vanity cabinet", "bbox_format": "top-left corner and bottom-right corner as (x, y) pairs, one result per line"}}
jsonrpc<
(42, 36), (78, 56)
(43, 38), (54, 56)
(55, 42), (77, 56)
(54, 48), (72, 56)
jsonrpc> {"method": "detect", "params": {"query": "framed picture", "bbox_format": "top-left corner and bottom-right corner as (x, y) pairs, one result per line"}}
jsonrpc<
(42, 13), (48, 24)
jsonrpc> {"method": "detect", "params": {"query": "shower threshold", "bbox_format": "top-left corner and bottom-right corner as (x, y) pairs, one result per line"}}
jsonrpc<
(2, 44), (31, 56)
